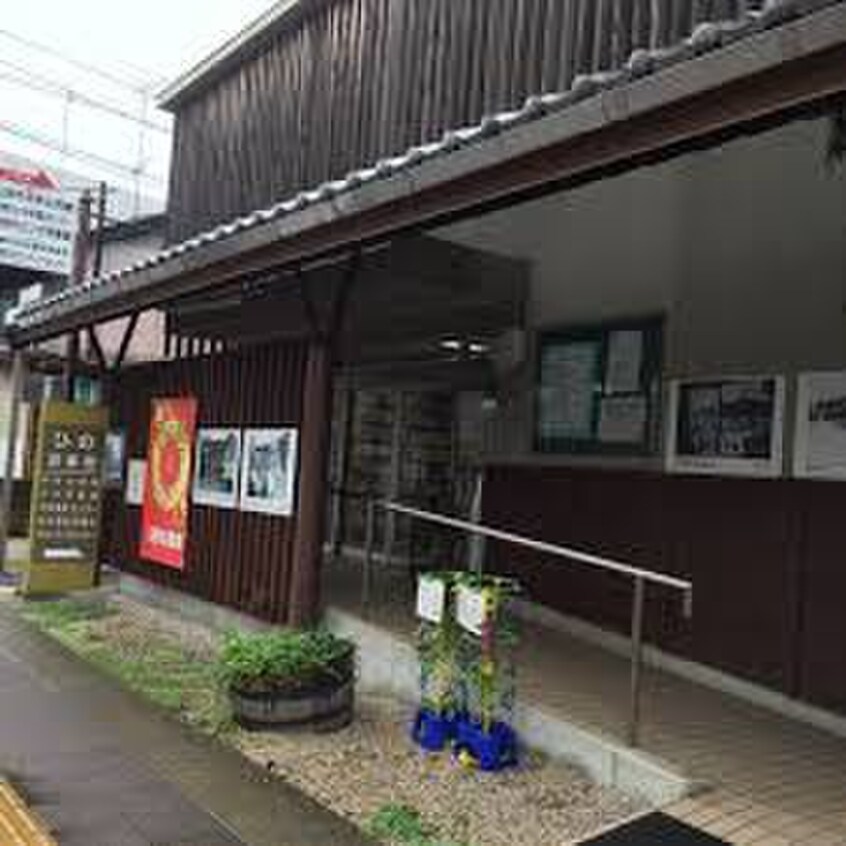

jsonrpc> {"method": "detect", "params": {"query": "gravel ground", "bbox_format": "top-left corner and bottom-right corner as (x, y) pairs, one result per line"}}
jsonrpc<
(234, 694), (644, 846)
(86, 595), (647, 846)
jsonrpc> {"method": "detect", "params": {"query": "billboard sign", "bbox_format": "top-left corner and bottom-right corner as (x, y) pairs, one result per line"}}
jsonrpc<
(0, 158), (77, 276)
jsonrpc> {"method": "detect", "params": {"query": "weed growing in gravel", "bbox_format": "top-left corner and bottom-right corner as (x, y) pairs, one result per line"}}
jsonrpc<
(367, 803), (471, 846)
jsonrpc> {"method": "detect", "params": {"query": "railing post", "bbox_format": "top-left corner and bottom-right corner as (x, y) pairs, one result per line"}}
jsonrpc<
(362, 496), (376, 609)
(627, 576), (646, 747)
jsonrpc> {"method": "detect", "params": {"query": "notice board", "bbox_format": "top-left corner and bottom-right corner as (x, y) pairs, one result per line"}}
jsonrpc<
(24, 401), (108, 595)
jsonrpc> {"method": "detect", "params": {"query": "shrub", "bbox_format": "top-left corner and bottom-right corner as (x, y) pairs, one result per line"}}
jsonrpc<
(217, 628), (354, 694)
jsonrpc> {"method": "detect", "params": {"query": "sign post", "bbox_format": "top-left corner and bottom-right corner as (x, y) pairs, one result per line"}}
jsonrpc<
(24, 401), (108, 595)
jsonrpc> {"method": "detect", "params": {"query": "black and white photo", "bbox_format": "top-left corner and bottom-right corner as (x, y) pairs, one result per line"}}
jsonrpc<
(193, 428), (241, 508)
(667, 376), (785, 476)
(240, 428), (298, 515)
(794, 371), (846, 479)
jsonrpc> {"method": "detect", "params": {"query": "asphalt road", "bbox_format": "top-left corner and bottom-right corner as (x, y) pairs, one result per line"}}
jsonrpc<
(0, 599), (372, 846)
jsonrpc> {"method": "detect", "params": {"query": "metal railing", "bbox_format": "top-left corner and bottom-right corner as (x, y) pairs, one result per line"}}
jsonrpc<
(360, 497), (694, 748)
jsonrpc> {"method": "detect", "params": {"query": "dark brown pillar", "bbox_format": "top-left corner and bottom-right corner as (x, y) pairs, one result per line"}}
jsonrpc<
(289, 340), (334, 627)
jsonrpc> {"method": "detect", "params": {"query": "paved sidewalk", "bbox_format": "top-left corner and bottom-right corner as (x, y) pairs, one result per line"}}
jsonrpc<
(0, 603), (371, 846)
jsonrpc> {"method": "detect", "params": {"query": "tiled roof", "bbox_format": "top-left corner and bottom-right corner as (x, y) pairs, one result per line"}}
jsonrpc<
(8, 0), (834, 329)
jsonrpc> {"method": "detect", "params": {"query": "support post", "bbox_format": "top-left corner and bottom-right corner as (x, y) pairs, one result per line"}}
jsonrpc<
(0, 351), (25, 571)
(289, 340), (334, 626)
(63, 331), (79, 402)
(329, 387), (354, 562)
(627, 576), (646, 747)
(362, 496), (376, 610)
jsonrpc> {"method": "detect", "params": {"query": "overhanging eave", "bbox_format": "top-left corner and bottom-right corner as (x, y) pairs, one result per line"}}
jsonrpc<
(11, 1), (846, 347)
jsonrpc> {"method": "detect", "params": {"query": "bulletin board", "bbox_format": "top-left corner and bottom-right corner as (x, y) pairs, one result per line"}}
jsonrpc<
(535, 317), (663, 455)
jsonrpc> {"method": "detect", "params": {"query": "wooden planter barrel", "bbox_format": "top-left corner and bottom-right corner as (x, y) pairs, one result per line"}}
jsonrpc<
(229, 678), (354, 731)
(229, 649), (356, 732)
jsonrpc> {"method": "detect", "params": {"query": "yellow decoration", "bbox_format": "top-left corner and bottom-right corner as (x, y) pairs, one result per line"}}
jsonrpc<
(149, 419), (192, 515)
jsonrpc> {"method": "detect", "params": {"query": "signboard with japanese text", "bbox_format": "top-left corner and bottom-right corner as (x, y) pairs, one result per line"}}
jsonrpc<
(24, 401), (108, 595)
(140, 397), (197, 569)
(0, 158), (77, 276)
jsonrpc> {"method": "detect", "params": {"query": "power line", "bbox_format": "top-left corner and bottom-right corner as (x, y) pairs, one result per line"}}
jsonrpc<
(0, 59), (171, 134)
(0, 27), (166, 94)
(0, 119), (168, 186)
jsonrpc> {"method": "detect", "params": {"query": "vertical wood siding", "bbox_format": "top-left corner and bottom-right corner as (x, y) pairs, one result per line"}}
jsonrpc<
(103, 342), (307, 624)
(168, 0), (762, 241)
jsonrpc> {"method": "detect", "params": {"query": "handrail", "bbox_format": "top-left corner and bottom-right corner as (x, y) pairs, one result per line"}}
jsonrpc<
(382, 500), (693, 595)
(358, 495), (694, 748)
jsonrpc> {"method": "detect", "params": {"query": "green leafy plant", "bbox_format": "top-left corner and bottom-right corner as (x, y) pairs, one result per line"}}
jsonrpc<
(217, 627), (355, 694)
(367, 803), (470, 846)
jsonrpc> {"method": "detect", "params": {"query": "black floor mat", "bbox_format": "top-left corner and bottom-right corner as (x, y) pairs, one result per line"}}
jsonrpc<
(583, 813), (730, 845)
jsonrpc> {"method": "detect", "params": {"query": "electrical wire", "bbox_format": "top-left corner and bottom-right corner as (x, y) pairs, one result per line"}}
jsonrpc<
(0, 61), (171, 134)
(0, 27), (165, 94)
(0, 119), (167, 185)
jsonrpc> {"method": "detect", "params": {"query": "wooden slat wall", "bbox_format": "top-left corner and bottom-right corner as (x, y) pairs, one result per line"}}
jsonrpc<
(103, 341), (308, 624)
(168, 0), (762, 242)
(482, 465), (846, 718)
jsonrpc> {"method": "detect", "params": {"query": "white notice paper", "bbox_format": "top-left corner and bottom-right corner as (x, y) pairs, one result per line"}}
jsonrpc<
(125, 459), (146, 506)
(598, 396), (648, 444)
(456, 585), (485, 636)
(539, 341), (600, 440)
(416, 576), (446, 624)
(605, 330), (644, 395)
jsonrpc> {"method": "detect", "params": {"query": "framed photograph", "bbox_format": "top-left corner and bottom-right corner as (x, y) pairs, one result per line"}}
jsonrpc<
(794, 371), (846, 480)
(240, 428), (299, 516)
(666, 375), (785, 477)
(193, 428), (242, 508)
(104, 430), (126, 487)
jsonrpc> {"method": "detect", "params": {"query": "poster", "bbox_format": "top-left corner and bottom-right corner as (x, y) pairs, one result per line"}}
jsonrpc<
(193, 428), (241, 508)
(125, 459), (146, 506)
(240, 428), (298, 516)
(25, 401), (108, 595)
(604, 330), (643, 395)
(104, 431), (126, 487)
(537, 340), (601, 441)
(794, 371), (846, 479)
(140, 397), (197, 568)
(666, 376), (785, 477)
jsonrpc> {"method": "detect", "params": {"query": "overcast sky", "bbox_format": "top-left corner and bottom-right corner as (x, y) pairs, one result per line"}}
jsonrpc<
(1, 0), (275, 211)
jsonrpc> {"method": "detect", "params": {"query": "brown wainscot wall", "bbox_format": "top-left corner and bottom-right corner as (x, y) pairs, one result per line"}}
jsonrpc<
(483, 464), (846, 718)
(104, 342), (307, 625)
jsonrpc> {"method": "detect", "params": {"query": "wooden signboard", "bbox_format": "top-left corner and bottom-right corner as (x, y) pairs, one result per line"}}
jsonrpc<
(24, 401), (108, 595)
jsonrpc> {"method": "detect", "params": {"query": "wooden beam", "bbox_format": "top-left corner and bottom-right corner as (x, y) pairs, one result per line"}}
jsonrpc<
(113, 313), (140, 370)
(288, 340), (334, 626)
(86, 326), (108, 372)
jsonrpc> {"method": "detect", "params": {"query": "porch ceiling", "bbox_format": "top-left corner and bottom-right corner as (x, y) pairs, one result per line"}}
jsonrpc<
(8, 0), (846, 347)
(168, 235), (527, 364)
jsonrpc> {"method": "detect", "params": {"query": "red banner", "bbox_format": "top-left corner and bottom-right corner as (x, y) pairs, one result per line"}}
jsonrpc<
(140, 397), (197, 569)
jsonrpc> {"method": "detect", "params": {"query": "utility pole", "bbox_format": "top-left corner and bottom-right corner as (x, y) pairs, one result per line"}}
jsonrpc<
(63, 189), (92, 402)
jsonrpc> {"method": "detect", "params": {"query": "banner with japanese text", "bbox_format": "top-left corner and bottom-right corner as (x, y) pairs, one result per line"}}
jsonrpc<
(140, 397), (197, 568)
